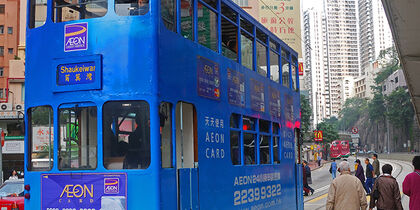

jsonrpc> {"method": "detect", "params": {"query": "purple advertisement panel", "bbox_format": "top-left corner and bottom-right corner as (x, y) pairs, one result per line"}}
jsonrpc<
(250, 79), (265, 112)
(227, 68), (245, 107)
(197, 56), (220, 100)
(64, 23), (88, 52)
(57, 61), (96, 85)
(41, 173), (127, 210)
(269, 86), (281, 119)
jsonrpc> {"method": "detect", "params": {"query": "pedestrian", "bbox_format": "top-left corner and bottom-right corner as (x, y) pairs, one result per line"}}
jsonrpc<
(372, 154), (380, 178)
(9, 170), (18, 180)
(302, 164), (310, 196)
(303, 160), (315, 195)
(326, 161), (368, 210)
(318, 154), (322, 166)
(355, 159), (366, 191)
(330, 159), (337, 179)
(402, 156), (420, 210)
(369, 164), (403, 210)
(365, 158), (374, 194)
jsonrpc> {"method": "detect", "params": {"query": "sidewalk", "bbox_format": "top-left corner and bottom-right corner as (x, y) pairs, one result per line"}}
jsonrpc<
(308, 160), (328, 171)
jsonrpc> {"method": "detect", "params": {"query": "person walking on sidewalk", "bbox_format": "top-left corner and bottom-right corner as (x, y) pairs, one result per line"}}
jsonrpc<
(372, 154), (380, 179)
(318, 155), (322, 166)
(303, 161), (315, 195)
(330, 159), (337, 179)
(369, 164), (403, 210)
(355, 159), (366, 191)
(365, 158), (374, 194)
(403, 156), (420, 210)
(326, 161), (367, 210)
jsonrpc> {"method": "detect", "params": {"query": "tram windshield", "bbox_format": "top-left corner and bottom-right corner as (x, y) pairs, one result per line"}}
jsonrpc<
(53, 0), (107, 22)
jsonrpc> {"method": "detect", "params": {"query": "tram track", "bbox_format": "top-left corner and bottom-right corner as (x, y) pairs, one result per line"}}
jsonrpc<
(304, 158), (411, 210)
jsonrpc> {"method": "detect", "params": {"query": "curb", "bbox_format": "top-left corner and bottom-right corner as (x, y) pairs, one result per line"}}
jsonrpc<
(310, 160), (332, 171)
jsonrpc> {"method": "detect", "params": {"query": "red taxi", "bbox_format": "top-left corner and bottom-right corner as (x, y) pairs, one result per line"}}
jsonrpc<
(0, 179), (24, 210)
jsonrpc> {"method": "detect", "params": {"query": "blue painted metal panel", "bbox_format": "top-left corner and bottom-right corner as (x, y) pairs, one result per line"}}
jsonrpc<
(296, 164), (304, 210)
(179, 168), (199, 210)
(160, 169), (177, 209)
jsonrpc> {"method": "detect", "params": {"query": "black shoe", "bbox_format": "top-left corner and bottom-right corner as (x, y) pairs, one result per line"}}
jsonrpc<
(304, 192), (308, 196)
(311, 189), (314, 195)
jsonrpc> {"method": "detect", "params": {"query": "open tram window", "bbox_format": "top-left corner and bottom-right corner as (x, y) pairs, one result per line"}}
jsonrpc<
(221, 17), (238, 61)
(270, 50), (279, 83)
(103, 101), (150, 170)
(115, 0), (148, 16)
(221, 3), (236, 22)
(291, 56), (298, 91)
(29, 0), (47, 28)
(230, 114), (241, 165)
(160, 102), (173, 168)
(281, 50), (290, 88)
(197, 3), (218, 52)
(28, 106), (54, 171)
(58, 105), (97, 170)
(53, 0), (107, 22)
(259, 119), (270, 164)
(180, 0), (193, 40)
(273, 122), (280, 163)
(161, 0), (176, 32)
(257, 42), (267, 77)
(241, 32), (253, 70)
(243, 116), (256, 165)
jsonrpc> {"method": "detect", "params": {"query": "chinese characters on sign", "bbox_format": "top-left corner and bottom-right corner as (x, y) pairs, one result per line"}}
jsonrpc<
(250, 79), (265, 112)
(269, 86), (281, 118)
(227, 68), (245, 107)
(57, 61), (96, 86)
(197, 56), (221, 100)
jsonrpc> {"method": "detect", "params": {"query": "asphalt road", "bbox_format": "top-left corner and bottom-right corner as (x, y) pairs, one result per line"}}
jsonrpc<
(304, 156), (413, 210)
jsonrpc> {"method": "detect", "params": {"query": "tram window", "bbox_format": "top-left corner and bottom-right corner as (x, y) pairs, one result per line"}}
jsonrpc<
(240, 18), (253, 34)
(230, 131), (241, 165)
(29, 0), (47, 28)
(242, 116), (255, 131)
(28, 106), (54, 171)
(243, 133), (256, 165)
(180, 0), (193, 40)
(53, 0), (107, 22)
(221, 3), (236, 22)
(272, 122), (279, 134)
(260, 135), (270, 164)
(58, 106), (97, 170)
(256, 29), (267, 43)
(291, 56), (298, 91)
(161, 0), (176, 32)
(198, 3), (218, 52)
(202, 0), (217, 9)
(270, 50), (279, 83)
(259, 119), (270, 133)
(241, 32), (253, 70)
(257, 41), (267, 77)
(160, 102), (173, 168)
(230, 113), (240, 129)
(103, 101), (150, 170)
(221, 18), (238, 61)
(273, 136), (280, 163)
(281, 50), (290, 88)
(270, 39), (279, 51)
(115, 0), (148, 16)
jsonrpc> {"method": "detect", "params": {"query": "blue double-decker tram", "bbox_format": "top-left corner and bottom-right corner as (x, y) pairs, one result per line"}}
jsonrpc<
(24, 0), (304, 208)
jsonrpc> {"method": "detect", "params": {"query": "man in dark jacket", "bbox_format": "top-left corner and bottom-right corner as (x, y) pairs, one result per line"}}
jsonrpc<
(365, 158), (374, 194)
(355, 159), (366, 191)
(369, 164), (403, 210)
(303, 161), (314, 195)
(372, 154), (380, 178)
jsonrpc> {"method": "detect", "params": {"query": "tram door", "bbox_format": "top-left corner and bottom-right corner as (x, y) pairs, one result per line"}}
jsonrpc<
(175, 102), (199, 210)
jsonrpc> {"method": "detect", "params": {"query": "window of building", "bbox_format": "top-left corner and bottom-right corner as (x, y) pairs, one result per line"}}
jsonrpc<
(197, 3), (218, 52)
(256, 41), (267, 77)
(241, 32), (253, 70)
(0, 26), (3, 34)
(270, 50), (279, 83)
(53, 0), (107, 22)
(29, 0), (47, 28)
(28, 106), (54, 171)
(291, 56), (298, 91)
(161, 0), (176, 32)
(221, 17), (238, 61)
(0, 68), (3, 77)
(0, 5), (4, 14)
(103, 101), (150, 170)
(0, 89), (3, 98)
(0, 47), (4, 56)
(7, 27), (12, 34)
(58, 105), (97, 170)
(180, 0), (193, 40)
(8, 48), (12, 54)
(281, 50), (290, 88)
(160, 102), (173, 168)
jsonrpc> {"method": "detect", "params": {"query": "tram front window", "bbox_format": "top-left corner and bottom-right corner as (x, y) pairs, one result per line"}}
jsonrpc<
(103, 101), (150, 170)
(53, 0), (107, 22)
(115, 0), (149, 16)
(58, 106), (97, 170)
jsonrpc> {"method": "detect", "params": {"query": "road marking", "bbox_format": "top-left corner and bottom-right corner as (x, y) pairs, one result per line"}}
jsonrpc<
(308, 193), (328, 203)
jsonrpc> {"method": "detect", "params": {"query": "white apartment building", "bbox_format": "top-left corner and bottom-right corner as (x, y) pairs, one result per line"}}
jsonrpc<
(358, 0), (393, 74)
(303, 8), (330, 127)
(340, 76), (355, 105)
(354, 61), (379, 99)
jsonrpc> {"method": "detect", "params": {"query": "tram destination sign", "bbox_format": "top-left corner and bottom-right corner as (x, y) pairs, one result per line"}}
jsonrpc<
(41, 173), (127, 210)
(57, 61), (96, 86)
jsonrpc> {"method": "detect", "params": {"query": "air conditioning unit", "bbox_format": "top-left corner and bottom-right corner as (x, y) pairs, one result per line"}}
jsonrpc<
(15, 104), (24, 110)
(0, 103), (12, 111)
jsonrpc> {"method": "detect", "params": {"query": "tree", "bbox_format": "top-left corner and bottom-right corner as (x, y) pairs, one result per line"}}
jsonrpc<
(316, 121), (339, 143)
(368, 93), (386, 123)
(338, 97), (368, 131)
(375, 46), (400, 84)
(300, 95), (312, 137)
(385, 88), (414, 129)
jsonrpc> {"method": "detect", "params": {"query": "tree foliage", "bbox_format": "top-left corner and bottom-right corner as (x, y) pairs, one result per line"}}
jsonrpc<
(374, 46), (400, 84)
(300, 95), (312, 135)
(385, 88), (414, 129)
(316, 121), (339, 143)
(368, 93), (386, 123)
(338, 97), (368, 131)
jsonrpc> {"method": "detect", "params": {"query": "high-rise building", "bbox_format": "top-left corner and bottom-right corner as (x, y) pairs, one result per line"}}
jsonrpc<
(358, 0), (393, 75)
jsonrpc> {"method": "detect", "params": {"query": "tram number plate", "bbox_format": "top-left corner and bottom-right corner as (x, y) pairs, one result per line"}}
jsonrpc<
(233, 184), (281, 206)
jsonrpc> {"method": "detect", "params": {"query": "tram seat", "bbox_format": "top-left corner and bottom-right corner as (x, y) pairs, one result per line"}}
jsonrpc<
(104, 157), (125, 169)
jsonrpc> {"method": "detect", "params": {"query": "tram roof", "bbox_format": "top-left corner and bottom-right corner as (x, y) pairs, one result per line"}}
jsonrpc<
(382, 0), (420, 127)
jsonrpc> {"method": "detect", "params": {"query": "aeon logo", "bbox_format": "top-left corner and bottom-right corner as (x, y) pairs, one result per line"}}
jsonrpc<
(104, 178), (119, 194)
(64, 23), (88, 52)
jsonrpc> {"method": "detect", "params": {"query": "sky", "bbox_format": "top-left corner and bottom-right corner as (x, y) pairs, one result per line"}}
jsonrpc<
(302, 0), (323, 10)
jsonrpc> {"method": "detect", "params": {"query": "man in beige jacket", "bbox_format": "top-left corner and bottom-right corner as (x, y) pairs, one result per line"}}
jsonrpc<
(326, 161), (367, 210)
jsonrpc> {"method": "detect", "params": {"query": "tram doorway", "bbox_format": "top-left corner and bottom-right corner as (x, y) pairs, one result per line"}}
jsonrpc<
(175, 102), (199, 209)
